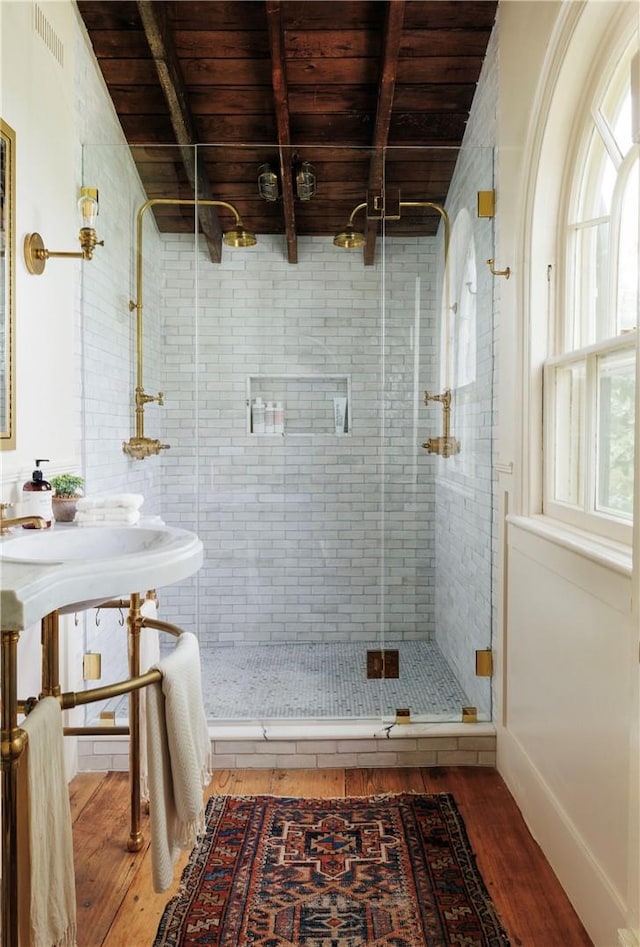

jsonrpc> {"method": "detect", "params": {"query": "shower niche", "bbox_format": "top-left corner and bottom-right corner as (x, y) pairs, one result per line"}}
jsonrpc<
(247, 374), (351, 436)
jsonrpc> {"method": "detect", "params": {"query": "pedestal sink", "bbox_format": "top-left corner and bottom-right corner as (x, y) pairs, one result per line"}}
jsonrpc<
(0, 523), (203, 627)
(0, 521), (204, 947)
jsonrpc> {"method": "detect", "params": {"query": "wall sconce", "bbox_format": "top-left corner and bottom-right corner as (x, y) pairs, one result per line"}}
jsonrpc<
(24, 187), (104, 275)
(295, 161), (316, 201)
(257, 163), (280, 201)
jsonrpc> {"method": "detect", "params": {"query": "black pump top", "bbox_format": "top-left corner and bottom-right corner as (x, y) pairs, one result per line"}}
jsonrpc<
(32, 458), (50, 480)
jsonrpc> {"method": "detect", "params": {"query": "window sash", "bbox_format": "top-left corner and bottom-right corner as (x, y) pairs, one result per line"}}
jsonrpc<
(544, 333), (636, 544)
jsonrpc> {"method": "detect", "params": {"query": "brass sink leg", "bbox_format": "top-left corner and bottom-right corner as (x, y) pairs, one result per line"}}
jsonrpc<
(126, 593), (144, 852)
(1, 629), (27, 947)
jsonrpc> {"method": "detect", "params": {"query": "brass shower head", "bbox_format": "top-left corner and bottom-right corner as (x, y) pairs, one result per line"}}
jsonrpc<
(223, 222), (257, 248)
(333, 224), (366, 249)
(333, 202), (367, 249)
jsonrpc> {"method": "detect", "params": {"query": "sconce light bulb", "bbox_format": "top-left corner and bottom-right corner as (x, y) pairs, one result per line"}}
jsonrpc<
(78, 187), (99, 229)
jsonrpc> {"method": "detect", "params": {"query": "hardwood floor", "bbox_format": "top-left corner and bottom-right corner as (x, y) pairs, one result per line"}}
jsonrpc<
(71, 767), (594, 946)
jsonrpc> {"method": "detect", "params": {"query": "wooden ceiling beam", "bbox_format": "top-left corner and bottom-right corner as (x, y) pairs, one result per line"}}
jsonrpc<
(265, 0), (298, 264)
(136, 0), (223, 263)
(364, 0), (405, 266)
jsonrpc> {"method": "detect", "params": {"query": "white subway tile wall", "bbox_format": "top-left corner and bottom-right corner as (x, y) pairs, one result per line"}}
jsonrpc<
(156, 231), (439, 651)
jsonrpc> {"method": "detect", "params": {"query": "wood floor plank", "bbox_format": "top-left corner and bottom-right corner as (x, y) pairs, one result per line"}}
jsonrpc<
(103, 832), (188, 947)
(346, 765), (427, 795)
(68, 772), (103, 821)
(270, 767), (345, 796)
(74, 773), (150, 947)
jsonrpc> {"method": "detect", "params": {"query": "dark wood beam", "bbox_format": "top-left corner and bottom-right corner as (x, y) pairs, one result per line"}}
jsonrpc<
(364, 0), (405, 266)
(136, 0), (223, 262)
(265, 0), (298, 264)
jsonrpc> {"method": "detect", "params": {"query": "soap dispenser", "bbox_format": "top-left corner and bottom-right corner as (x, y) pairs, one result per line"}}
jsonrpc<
(22, 459), (53, 528)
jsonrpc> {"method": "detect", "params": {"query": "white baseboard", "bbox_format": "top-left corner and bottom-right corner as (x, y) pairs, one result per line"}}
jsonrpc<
(498, 727), (627, 947)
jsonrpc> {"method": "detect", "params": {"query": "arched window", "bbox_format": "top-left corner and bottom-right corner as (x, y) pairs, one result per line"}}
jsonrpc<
(544, 26), (639, 543)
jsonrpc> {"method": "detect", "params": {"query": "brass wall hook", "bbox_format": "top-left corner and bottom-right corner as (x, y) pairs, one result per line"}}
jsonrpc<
(486, 258), (511, 279)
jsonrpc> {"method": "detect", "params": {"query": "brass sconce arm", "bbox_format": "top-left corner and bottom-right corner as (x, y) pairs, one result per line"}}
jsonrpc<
(24, 187), (103, 275)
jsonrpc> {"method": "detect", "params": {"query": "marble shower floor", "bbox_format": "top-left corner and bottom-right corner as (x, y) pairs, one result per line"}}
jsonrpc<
(90, 639), (470, 724)
(199, 639), (470, 721)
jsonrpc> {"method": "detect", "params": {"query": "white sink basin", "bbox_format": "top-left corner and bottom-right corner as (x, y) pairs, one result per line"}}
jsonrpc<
(0, 524), (203, 628)
(0, 526), (175, 563)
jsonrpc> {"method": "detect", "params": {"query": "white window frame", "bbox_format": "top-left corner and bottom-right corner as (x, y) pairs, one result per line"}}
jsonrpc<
(542, 23), (638, 545)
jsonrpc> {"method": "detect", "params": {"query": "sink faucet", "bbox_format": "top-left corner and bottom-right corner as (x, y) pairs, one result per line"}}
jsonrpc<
(0, 503), (47, 533)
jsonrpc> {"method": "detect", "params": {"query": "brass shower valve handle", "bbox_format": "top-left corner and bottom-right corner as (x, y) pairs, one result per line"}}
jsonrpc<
(422, 435), (461, 458)
(422, 388), (460, 458)
(122, 436), (171, 460)
(135, 387), (164, 408)
(424, 389), (452, 409)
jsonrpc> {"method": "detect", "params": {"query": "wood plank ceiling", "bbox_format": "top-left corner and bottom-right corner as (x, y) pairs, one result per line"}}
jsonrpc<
(76, 0), (497, 263)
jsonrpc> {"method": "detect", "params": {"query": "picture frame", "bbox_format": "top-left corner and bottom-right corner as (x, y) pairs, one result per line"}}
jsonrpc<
(0, 118), (16, 449)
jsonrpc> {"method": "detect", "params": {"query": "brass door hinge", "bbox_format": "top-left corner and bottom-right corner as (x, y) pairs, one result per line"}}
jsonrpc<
(475, 649), (493, 677)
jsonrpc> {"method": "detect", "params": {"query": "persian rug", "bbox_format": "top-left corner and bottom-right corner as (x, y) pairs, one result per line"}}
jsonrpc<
(153, 792), (511, 947)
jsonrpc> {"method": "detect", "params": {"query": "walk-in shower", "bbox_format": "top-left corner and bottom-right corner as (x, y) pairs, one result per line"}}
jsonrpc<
(79, 143), (494, 730)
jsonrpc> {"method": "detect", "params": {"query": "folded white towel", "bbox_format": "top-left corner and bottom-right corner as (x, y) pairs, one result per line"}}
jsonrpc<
(75, 510), (140, 526)
(75, 493), (144, 512)
(146, 632), (211, 892)
(20, 698), (77, 947)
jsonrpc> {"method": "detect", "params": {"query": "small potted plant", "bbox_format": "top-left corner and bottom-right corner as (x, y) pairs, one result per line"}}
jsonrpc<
(50, 473), (84, 523)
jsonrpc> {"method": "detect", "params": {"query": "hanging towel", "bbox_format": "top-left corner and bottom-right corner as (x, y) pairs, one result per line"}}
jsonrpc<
(20, 697), (77, 947)
(146, 632), (211, 892)
(75, 493), (144, 511)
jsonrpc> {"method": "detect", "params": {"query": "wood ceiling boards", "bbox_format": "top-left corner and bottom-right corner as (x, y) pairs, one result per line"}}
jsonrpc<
(75, 0), (497, 263)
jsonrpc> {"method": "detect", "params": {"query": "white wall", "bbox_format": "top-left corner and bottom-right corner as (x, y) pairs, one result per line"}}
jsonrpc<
(495, 3), (639, 945)
(0, 0), (80, 496)
(1, 0), (88, 775)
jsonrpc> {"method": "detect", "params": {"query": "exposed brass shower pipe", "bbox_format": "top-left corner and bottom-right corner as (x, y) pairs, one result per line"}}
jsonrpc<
(122, 198), (256, 460)
(333, 197), (456, 456)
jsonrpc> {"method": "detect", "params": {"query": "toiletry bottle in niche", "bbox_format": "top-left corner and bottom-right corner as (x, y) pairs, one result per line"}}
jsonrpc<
(274, 401), (285, 434)
(22, 459), (53, 528)
(265, 401), (275, 434)
(252, 396), (265, 434)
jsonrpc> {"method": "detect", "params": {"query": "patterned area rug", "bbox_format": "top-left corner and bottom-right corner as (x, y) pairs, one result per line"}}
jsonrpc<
(154, 792), (511, 946)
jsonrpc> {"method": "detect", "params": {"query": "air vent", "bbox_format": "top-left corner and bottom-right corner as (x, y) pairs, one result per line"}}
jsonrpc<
(34, 3), (64, 68)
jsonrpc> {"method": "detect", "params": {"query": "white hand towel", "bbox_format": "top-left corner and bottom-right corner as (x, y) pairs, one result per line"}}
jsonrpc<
(20, 697), (77, 947)
(146, 632), (211, 892)
(75, 510), (140, 526)
(75, 493), (144, 512)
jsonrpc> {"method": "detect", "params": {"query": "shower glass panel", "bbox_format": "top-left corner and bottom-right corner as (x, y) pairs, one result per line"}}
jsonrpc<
(79, 141), (494, 726)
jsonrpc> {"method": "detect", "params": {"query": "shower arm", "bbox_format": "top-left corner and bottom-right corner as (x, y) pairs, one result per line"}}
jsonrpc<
(346, 198), (455, 457)
(346, 199), (451, 384)
(122, 198), (246, 460)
